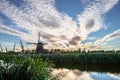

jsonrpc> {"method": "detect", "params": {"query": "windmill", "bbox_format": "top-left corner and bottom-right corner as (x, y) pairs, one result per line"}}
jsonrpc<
(0, 44), (3, 52)
(27, 32), (44, 54)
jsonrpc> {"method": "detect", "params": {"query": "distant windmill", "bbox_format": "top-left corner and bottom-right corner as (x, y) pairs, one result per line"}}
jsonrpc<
(27, 32), (44, 54)
(0, 44), (3, 52)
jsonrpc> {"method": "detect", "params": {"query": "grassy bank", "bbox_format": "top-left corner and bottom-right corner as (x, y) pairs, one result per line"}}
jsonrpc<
(40, 52), (120, 65)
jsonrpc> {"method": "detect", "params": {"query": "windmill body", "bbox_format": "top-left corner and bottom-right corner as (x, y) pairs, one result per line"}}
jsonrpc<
(27, 32), (45, 54)
(35, 42), (44, 53)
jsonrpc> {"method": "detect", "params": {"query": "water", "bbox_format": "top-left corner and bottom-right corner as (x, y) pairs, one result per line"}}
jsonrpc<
(51, 64), (120, 80)
(52, 68), (120, 80)
(51, 68), (120, 80)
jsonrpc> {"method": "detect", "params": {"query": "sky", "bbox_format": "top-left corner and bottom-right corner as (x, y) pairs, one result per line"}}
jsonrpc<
(0, 0), (120, 51)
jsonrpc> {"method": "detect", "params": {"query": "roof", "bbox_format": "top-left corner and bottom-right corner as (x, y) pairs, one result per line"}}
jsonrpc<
(38, 42), (44, 45)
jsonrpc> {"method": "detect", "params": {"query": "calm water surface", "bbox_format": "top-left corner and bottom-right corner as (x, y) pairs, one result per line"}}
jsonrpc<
(52, 68), (120, 80)
(52, 64), (120, 80)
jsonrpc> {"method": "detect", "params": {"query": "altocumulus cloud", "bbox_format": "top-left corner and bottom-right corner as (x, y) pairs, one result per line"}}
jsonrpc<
(0, 0), (119, 50)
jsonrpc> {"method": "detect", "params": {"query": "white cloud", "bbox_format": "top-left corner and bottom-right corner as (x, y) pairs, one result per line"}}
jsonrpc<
(3, 41), (13, 45)
(95, 29), (120, 45)
(0, 0), (80, 49)
(0, 0), (119, 50)
(87, 37), (98, 40)
(0, 23), (37, 42)
(51, 68), (94, 80)
(81, 0), (91, 5)
(78, 0), (119, 38)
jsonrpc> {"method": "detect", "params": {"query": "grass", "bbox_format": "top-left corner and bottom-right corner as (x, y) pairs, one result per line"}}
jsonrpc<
(0, 54), (53, 80)
(40, 52), (120, 65)
(1, 51), (120, 66)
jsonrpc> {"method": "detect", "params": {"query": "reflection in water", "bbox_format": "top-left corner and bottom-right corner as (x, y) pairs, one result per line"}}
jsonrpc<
(55, 64), (120, 73)
(51, 68), (120, 80)
(90, 72), (119, 80)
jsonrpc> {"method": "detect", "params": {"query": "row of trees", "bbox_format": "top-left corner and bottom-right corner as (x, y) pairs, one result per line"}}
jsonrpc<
(48, 48), (120, 54)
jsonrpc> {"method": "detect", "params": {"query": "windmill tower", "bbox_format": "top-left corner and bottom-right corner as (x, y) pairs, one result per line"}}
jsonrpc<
(27, 32), (44, 54)
(35, 32), (44, 53)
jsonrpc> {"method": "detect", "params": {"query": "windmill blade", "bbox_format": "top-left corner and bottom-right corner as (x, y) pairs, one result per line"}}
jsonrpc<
(27, 42), (37, 45)
(38, 32), (40, 43)
(42, 41), (48, 45)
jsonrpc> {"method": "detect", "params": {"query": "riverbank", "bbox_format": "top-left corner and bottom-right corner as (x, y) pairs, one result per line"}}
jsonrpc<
(40, 52), (120, 65)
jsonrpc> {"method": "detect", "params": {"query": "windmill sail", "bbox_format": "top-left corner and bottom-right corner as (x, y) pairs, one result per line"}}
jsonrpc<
(38, 32), (40, 43)
(35, 32), (44, 53)
(27, 42), (37, 44)
(26, 32), (44, 54)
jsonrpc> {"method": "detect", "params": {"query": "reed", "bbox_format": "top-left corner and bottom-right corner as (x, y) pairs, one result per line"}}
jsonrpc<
(13, 43), (16, 52)
(39, 52), (120, 65)
(0, 44), (3, 52)
(5, 47), (8, 52)
(19, 40), (24, 53)
(0, 54), (53, 80)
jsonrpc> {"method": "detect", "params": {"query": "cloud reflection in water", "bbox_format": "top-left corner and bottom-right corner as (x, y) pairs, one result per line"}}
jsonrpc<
(51, 68), (120, 80)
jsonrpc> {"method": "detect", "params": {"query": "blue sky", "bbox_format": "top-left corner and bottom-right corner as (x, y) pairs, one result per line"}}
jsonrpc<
(0, 0), (120, 51)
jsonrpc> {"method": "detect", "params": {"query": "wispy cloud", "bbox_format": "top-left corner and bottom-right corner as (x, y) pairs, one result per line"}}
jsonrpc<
(1, 40), (13, 45)
(81, 0), (91, 5)
(78, 0), (118, 38)
(0, 0), (119, 49)
(87, 37), (98, 41)
(0, 23), (37, 42)
(95, 29), (120, 45)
